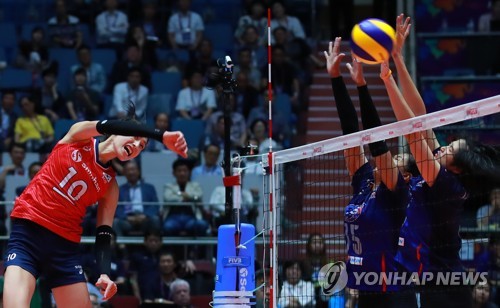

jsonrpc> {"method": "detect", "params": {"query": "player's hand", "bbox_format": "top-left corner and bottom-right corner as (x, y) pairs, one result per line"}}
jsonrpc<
(163, 131), (188, 158)
(324, 37), (345, 78)
(346, 57), (366, 87)
(380, 61), (392, 80)
(96, 274), (117, 301)
(392, 13), (411, 57)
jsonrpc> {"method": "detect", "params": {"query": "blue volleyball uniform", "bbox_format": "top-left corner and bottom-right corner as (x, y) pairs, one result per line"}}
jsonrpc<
(345, 162), (409, 292)
(396, 166), (467, 277)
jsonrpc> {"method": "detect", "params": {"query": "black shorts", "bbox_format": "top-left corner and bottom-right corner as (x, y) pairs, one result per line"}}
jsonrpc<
(4, 219), (86, 289)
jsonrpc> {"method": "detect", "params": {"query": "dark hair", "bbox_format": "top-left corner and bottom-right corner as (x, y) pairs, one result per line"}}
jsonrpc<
(73, 67), (87, 77)
(76, 44), (90, 54)
(158, 250), (177, 263)
(172, 158), (194, 171)
(305, 233), (326, 257)
(128, 66), (143, 76)
(28, 161), (42, 171)
(255, 268), (270, 282)
(203, 143), (220, 153)
(250, 119), (267, 133)
(32, 26), (44, 35)
(2, 90), (16, 98)
(452, 142), (500, 194)
(282, 260), (303, 273)
(144, 228), (162, 240)
(9, 142), (26, 152)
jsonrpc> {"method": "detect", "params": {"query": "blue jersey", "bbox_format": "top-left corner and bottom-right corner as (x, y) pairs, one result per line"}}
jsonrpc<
(396, 167), (467, 276)
(344, 163), (409, 291)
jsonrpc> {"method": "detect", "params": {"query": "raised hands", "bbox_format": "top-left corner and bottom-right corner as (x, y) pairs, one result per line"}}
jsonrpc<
(324, 37), (346, 78)
(163, 131), (188, 158)
(392, 13), (411, 57)
(380, 61), (392, 80)
(346, 57), (366, 87)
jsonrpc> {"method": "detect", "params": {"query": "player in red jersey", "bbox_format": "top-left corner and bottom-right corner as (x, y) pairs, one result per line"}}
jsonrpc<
(3, 108), (187, 308)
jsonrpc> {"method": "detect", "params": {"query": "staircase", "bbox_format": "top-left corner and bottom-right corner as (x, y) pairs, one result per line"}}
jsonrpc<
(283, 43), (398, 258)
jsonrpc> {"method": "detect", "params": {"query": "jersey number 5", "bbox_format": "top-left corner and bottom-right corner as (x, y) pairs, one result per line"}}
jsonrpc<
(53, 167), (88, 204)
(345, 223), (362, 255)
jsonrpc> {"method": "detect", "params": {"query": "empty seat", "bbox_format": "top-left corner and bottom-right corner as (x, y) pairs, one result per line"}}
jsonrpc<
(151, 71), (182, 95)
(0, 69), (32, 89)
(204, 24), (234, 51)
(171, 118), (205, 149)
(0, 23), (17, 47)
(92, 48), (116, 75)
(53, 119), (77, 141)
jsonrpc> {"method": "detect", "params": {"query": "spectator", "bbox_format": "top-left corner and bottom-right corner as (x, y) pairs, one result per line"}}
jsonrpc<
(38, 68), (66, 122)
(247, 90), (291, 147)
(238, 25), (267, 70)
(176, 70), (217, 120)
(109, 43), (152, 91)
(198, 115), (225, 154)
(0, 143), (28, 186)
(303, 233), (329, 308)
(170, 279), (193, 308)
(255, 269), (270, 308)
(477, 188), (500, 229)
(163, 159), (208, 236)
(278, 260), (315, 308)
(205, 96), (247, 149)
(184, 38), (218, 84)
(69, 0), (103, 27)
(233, 48), (262, 93)
(270, 1), (306, 43)
(248, 119), (281, 155)
(143, 250), (180, 303)
(209, 172), (255, 224)
(47, 0), (82, 49)
(478, 0), (500, 32)
(129, 229), (164, 301)
(147, 112), (171, 152)
(71, 45), (107, 93)
(167, 0), (204, 58)
(14, 96), (54, 153)
(15, 161), (42, 196)
(110, 67), (149, 119)
(234, 0), (267, 45)
(191, 143), (223, 180)
(14, 27), (49, 76)
(126, 25), (159, 70)
(95, 0), (129, 49)
(66, 68), (102, 121)
(114, 160), (161, 236)
(472, 281), (498, 308)
(0, 90), (19, 152)
(261, 45), (300, 109)
(134, 0), (165, 45)
(232, 71), (260, 118)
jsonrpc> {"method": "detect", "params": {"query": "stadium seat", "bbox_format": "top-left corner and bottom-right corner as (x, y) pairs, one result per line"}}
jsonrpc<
(79, 23), (93, 47)
(151, 71), (182, 95)
(146, 93), (172, 125)
(53, 119), (77, 141)
(0, 23), (17, 47)
(0, 69), (32, 89)
(107, 295), (140, 308)
(204, 24), (234, 52)
(0, 47), (6, 62)
(171, 118), (205, 149)
(155, 48), (190, 65)
(49, 48), (79, 94)
(92, 48), (116, 75)
(274, 93), (292, 121)
(191, 295), (213, 307)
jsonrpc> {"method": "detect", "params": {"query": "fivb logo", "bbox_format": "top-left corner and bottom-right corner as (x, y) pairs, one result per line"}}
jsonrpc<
(318, 262), (348, 295)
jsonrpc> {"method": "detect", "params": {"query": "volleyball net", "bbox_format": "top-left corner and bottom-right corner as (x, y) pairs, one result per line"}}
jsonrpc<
(265, 94), (500, 307)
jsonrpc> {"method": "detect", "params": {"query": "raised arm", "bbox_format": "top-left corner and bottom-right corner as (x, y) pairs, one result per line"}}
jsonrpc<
(59, 120), (188, 158)
(324, 37), (366, 176)
(347, 58), (400, 190)
(392, 13), (440, 151)
(380, 63), (441, 185)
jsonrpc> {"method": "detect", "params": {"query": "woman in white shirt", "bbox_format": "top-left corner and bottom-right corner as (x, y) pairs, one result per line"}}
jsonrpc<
(279, 260), (316, 308)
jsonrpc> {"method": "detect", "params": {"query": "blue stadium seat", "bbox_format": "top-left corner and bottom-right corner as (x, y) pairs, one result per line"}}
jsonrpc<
(53, 119), (77, 141)
(101, 94), (113, 120)
(92, 49), (116, 75)
(204, 24), (234, 51)
(146, 94), (172, 124)
(21, 23), (48, 42)
(0, 23), (17, 47)
(0, 48), (6, 62)
(79, 23), (94, 47)
(171, 119), (206, 149)
(49, 48), (78, 95)
(274, 93), (292, 121)
(156, 48), (189, 64)
(0, 69), (32, 89)
(151, 71), (182, 95)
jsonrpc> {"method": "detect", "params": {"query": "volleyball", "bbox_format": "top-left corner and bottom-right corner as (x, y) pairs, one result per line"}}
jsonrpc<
(350, 18), (396, 65)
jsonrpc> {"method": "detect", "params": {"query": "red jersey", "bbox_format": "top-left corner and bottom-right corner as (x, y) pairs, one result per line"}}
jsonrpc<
(11, 138), (116, 243)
